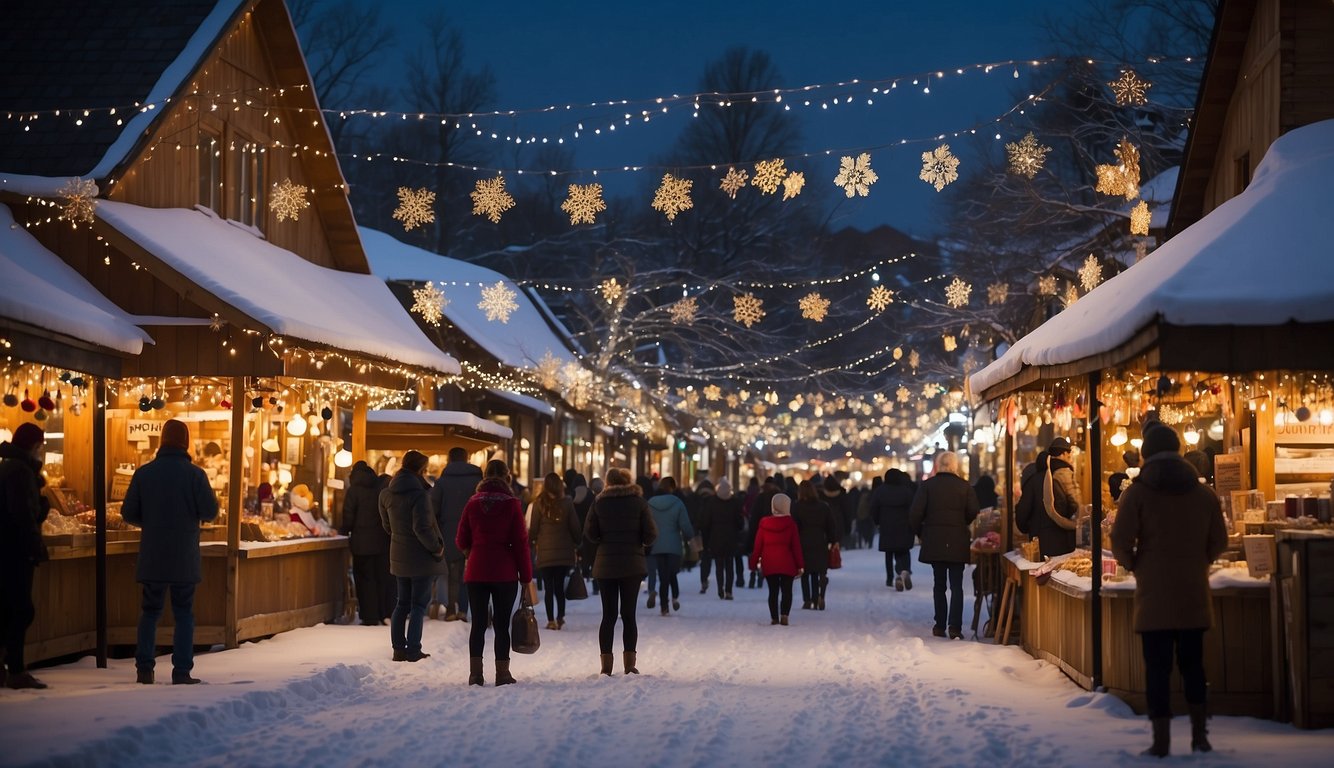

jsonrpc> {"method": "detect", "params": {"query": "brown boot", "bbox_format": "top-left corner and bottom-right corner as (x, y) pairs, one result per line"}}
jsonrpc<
(1189, 703), (1211, 752)
(468, 657), (485, 686)
(429, 603), (440, 621)
(623, 651), (639, 675)
(1142, 717), (1170, 758)
(494, 659), (516, 686)
(600, 653), (614, 676)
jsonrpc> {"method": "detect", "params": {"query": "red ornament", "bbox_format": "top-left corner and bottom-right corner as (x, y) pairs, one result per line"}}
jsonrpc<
(20, 389), (37, 412)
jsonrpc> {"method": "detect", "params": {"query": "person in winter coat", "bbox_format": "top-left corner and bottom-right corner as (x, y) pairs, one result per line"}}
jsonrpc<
(855, 477), (879, 549)
(646, 477), (694, 616)
(791, 480), (838, 611)
(746, 476), (781, 588)
(379, 450), (445, 664)
(569, 474), (596, 585)
(0, 423), (51, 689)
(529, 472), (581, 630)
(584, 467), (657, 675)
(750, 493), (804, 625)
(122, 419), (219, 685)
(871, 468), (917, 591)
(1111, 423), (1228, 758)
(456, 459), (534, 686)
(1026, 437), (1081, 559)
(908, 452), (979, 640)
(429, 447), (481, 622)
(820, 475), (854, 550)
(685, 480), (713, 595)
(973, 474), (999, 510)
(340, 461), (393, 625)
(698, 479), (744, 599)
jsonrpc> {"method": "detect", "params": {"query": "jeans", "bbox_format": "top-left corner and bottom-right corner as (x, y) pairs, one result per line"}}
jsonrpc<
(931, 563), (965, 631)
(597, 577), (641, 653)
(136, 581), (197, 675)
(390, 575), (433, 654)
(765, 574), (794, 620)
(800, 569), (827, 603)
(1141, 629), (1207, 718)
(467, 581), (518, 659)
(1, 560), (36, 675)
(538, 566), (569, 622)
(885, 550), (912, 583)
(649, 553), (683, 605)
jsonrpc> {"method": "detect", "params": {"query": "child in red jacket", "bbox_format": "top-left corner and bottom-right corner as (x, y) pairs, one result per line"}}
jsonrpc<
(750, 493), (804, 625)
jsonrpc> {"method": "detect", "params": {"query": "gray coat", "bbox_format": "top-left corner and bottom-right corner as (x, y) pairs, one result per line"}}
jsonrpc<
(908, 472), (979, 565)
(379, 469), (445, 578)
(530, 496), (582, 569)
(429, 459), (482, 563)
(584, 484), (657, 579)
(121, 446), (219, 583)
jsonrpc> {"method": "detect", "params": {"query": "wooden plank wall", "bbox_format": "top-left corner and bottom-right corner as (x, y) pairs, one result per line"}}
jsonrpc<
(1281, 0), (1334, 134)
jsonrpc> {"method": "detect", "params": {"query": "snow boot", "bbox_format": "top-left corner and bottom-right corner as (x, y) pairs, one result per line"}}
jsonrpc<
(1143, 717), (1170, 758)
(136, 668), (154, 685)
(901, 570), (913, 590)
(494, 659), (516, 686)
(468, 657), (485, 686)
(600, 653), (614, 676)
(646, 592), (656, 609)
(1189, 704), (1211, 752)
(428, 603), (440, 621)
(623, 652), (639, 675)
(894, 574), (904, 592)
(780, 615), (789, 626)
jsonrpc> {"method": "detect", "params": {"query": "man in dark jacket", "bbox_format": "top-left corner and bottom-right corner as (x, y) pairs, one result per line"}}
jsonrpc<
(1026, 437), (1081, 559)
(871, 468), (917, 591)
(746, 476), (781, 588)
(340, 461), (392, 625)
(429, 447), (481, 622)
(908, 452), (979, 640)
(122, 419), (219, 685)
(380, 450), (445, 662)
(0, 423), (50, 689)
(698, 479), (744, 599)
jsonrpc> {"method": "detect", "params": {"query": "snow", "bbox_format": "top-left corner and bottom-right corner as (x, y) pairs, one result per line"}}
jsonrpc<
(366, 409), (514, 440)
(359, 227), (578, 371)
(93, 202), (458, 375)
(3, 549), (1329, 767)
(972, 120), (1334, 397)
(0, 204), (152, 355)
(486, 388), (557, 415)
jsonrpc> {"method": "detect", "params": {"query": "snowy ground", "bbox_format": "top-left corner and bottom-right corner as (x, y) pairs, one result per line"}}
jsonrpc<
(2, 549), (1331, 767)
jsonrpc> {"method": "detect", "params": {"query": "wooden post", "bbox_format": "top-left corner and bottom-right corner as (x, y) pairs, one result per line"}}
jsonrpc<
(352, 395), (368, 461)
(225, 376), (244, 649)
(1004, 401), (1015, 555)
(1088, 371), (1104, 691)
(93, 377), (108, 668)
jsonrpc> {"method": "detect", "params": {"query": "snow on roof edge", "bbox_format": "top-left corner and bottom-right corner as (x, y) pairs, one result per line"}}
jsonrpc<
(367, 409), (513, 440)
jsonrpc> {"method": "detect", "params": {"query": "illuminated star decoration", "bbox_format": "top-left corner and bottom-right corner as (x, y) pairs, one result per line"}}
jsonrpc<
(269, 177), (310, 222)
(208, 314), (225, 332)
(392, 186), (435, 231)
(1095, 139), (1141, 200)
(943, 335), (957, 352)
(799, 292), (830, 322)
(471, 175), (516, 223)
(703, 384), (722, 401)
(669, 296), (698, 325)
(1005, 133), (1051, 179)
(561, 182), (606, 225)
(733, 292), (766, 327)
(1129, 200), (1151, 236)
(944, 277), (972, 308)
(535, 351), (562, 390)
(987, 282), (1009, 305)
(1064, 282), (1081, 307)
(726, 394), (740, 409)
(57, 177), (98, 224)
(652, 173), (694, 221)
(720, 167), (749, 199)
(1038, 275), (1058, 296)
(1078, 254), (1103, 292)
(919, 145), (960, 191)
(909, 350), (920, 370)
(599, 277), (624, 304)
(478, 281), (519, 323)
(867, 285), (894, 312)
(411, 281), (448, 326)
(896, 386), (911, 404)
(922, 382), (939, 399)
(834, 153), (879, 197)
(782, 171), (806, 200)
(1108, 69), (1152, 106)
(751, 158), (788, 195)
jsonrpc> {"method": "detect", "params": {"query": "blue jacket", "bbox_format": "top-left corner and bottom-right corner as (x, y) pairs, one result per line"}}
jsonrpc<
(647, 492), (694, 556)
(121, 446), (219, 583)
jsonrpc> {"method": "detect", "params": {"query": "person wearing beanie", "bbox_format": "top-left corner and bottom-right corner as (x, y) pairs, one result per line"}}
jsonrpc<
(1112, 422), (1227, 757)
(698, 478), (744, 599)
(428, 446), (481, 623)
(122, 418), (219, 685)
(791, 480), (839, 610)
(750, 492), (803, 625)
(908, 452), (980, 640)
(380, 449), (446, 665)
(340, 460), (392, 626)
(584, 467), (656, 676)
(746, 476), (781, 588)
(646, 476), (694, 617)
(0, 423), (50, 689)
(870, 468), (917, 592)
(1026, 437), (1082, 560)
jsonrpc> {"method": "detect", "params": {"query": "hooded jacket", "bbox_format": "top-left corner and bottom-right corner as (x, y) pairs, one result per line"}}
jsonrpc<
(908, 472), (979, 565)
(340, 462), (389, 556)
(380, 469), (446, 579)
(750, 514), (804, 577)
(121, 446), (219, 583)
(792, 499), (838, 571)
(584, 483), (657, 579)
(699, 491), (744, 557)
(0, 440), (50, 563)
(429, 458), (483, 563)
(1111, 453), (1228, 632)
(529, 494), (581, 569)
(457, 477), (532, 584)
(647, 491), (695, 556)
(870, 480), (916, 552)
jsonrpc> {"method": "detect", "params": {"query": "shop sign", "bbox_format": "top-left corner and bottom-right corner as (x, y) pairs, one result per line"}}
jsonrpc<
(127, 420), (164, 441)
(1274, 421), (1334, 444)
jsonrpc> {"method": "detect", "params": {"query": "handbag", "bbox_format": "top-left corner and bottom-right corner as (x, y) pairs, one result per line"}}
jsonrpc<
(566, 567), (589, 600)
(510, 589), (541, 654)
(828, 543), (843, 570)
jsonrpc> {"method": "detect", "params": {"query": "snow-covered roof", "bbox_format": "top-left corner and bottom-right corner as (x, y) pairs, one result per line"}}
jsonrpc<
(359, 227), (578, 371)
(367, 409), (513, 440)
(0, 204), (152, 355)
(94, 202), (458, 375)
(971, 121), (1334, 397)
(486, 388), (556, 415)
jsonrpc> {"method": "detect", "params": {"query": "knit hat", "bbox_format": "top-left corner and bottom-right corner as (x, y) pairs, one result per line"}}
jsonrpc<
(160, 419), (190, 450)
(1141, 422), (1181, 458)
(402, 450), (429, 474)
(1048, 437), (1072, 455)
(11, 422), (44, 453)
(771, 493), (791, 517)
(716, 479), (733, 500)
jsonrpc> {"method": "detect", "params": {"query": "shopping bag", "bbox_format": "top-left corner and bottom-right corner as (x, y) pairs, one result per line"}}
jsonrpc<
(828, 543), (843, 570)
(510, 592), (541, 654)
(566, 568), (589, 600)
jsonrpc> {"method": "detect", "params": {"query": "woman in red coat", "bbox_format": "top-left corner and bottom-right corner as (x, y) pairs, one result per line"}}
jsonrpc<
(749, 493), (804, 625)
(456, 459), (534, 687)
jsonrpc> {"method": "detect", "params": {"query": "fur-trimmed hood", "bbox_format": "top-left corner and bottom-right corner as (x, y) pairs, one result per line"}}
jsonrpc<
(598, 483), (643, 499)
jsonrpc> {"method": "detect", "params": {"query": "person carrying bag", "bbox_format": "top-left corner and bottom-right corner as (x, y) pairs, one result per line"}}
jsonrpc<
(511, 583), (541, 654)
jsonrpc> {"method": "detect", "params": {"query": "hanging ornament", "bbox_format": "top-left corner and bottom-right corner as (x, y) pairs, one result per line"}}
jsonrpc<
(209, 314), (225, 332)
(703, 384), (722, 401)
(138, 395), (152, 412)
(1094, 138), (1141, 200)
(599, 278), (624, 304)
(732, 292), (765, 327)
(781, 171), (805, 200)
(944, 277), (972, 308)
(561, 182), (606, 225)
(1005, 132), (1051, 179)
(919, 144), (960, 191)
(34, 409), (47, 422)
(922, 382), (939, 398)
(38, 390), (56, 411)
(896, 386), (911, 403)
(1129, 200), (1151, 236)
(478, 281), (519, 323)
(751, 158), (788, 195)
(269, 177), (310, 222)
(57, 177), (99, 224)
(987, 282), (1009, 305)
(719, 167), (749, 199)
(534, 351), (562, 390)
(1063, 282), (1081, 307)
(834, 152), (879, 197)
(1078, 254), (1103, 292)
(1038, 275), (1058, 296)
(867, 285), (894, 312)
(799, 292), (830, 322)
(1108, 69), (1152, 106)
(668, 296), (698, 325)
(909, 350), (920, 370)
(150, 395), (166, 410)
(892, 347), (903, 360)
(726, 393), (740, 409)
(943, 335), (957, 352)
(471, 175), (516, 223)
(321, 406), (334, 421)
(392, 186), (436, 231)
(651, 173), (693, 221)
(411, 281), (448, 326)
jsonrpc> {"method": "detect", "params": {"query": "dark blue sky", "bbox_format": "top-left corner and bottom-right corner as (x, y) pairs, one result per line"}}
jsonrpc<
(361, 0), (1093, 235)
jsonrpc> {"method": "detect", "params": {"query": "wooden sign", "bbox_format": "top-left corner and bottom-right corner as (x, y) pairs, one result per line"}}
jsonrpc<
(1243, 534), (1276, 579)
(1214, 452), (1246, 496)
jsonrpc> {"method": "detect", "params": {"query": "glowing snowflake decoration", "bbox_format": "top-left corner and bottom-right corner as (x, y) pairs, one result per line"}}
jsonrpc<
(739, 389), (751, 402)
(799, 292), (830, 322)
(1064, 283), (1081, 307)
(943, 335), (957, 352)
(719, 167), (749, 199)
(478, 281), (519, 323)
(909, 350), (920, 370)
(669, 296), (698, 325)
(866, 285), (894, 312)
(599, 277), (624, 304)
(726, 394), (740, 409)
(733, 292), (765, 327)
(919, 144), (960, 192)
(471, 175), (516, 223)
(987, 282), (1009, 305)
(561, 182), (606, 225)
(834, 153), (879, 197)
(892, 347), (903, 360)
(209, 314), (225, 332)
(923, 382), (939, 398)
(1108, 70), (1152, 106)
(269, 177), (310, 222)
(652, 173), (693, 221)
(751, 158), (788, 195)
(1078, 254), (1103, 292)
(782, 171), (805, 200)
(703, 384), (722, 401)
(751, 403), (768, 416)
(1038, 275), (1058, 296)
(57, 178), (98, 224)
(393, 186), (435, 231)
(1005, 133), (1050, 179)
(410, 281), (448, 326)
(535, 351), (562, 390)
(896, 386), (911, 404)
(944, 277), (972, 308)
(1095, 139), (1141, 200)
(1129, 199), (1151, 236)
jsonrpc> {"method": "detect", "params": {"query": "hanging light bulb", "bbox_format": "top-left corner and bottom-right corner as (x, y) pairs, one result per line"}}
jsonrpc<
(1183, 428), (1200, 446)
(334, 449), (353, 468)
(1110, 427), (1128, 447)
(261, 437), (280, 453)
(286, 416), (307, 436)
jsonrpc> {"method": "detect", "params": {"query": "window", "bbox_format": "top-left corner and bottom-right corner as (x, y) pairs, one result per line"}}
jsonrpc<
(229, 138), (265, 228)
(198, 130), (222, 213)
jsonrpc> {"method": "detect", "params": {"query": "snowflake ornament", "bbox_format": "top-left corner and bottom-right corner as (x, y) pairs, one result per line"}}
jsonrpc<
(834, 153), (879, 197)
(1064, 283), (1081, 307)
(411, 281), (448, 326)
(1095, 139), (1141, 200)
(652, 173), (694, 221)
(909, 350), (920, 370)
(919, 145), (960, 191)
(751, 158), (788, 195)
(733, 292), (765, 327)
(1005, 133), (1050, 179)
(1108, 70), (1152, 106)
(471, 175), (516, 223)
(269, 177), (310, 222)
(1038, 275), (1058, 296)
(799, 292), (830, 322)
(478, 281), (519, 322)
(1129, 200), (1150, 236)
(703, 384), (722, 401)
(669, 296), (698, 325)
(944, 277), (972, 308)
(987, 282), (1009, 305)
(393, 186), (435, 231)
(719, 167), (749, 199)
(535, 351), (562, 390)
(57, 178), (98, 224)
(896, 386), (911, 404)
(782, 171), (805, 200)
(923, 382), (939, 399)
(561, 182), (606, 225)
(726, 394), (740, 409)
(599, 277), (624, 304)
(1078, 254), (1103, 292)
(867, 285), (894, 312)
(943, 335), (957, 352)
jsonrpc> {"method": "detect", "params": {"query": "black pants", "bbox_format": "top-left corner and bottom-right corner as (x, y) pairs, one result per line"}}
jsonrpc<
(698, 553), (711, 586)
(1, 559), (36, 675)
(351, 553), (392, 624)
(712, 553), (735, 594)
(765, 574), (794, 621)
(932, 563), (965, 631)
(597, 577), (640, 654)
(884, 550), (912, 582)
(467, 581), (517, 659)
(538, 566), (569, 622)
(800, 569), (827, 603)
(1141, 628), (1207, 719)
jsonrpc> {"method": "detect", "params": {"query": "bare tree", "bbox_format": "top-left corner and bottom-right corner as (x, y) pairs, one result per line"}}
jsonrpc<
(288, 0), (394, 146)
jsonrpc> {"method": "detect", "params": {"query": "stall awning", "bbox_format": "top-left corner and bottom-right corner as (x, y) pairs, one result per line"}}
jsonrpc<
(365, 409), (512, 454)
